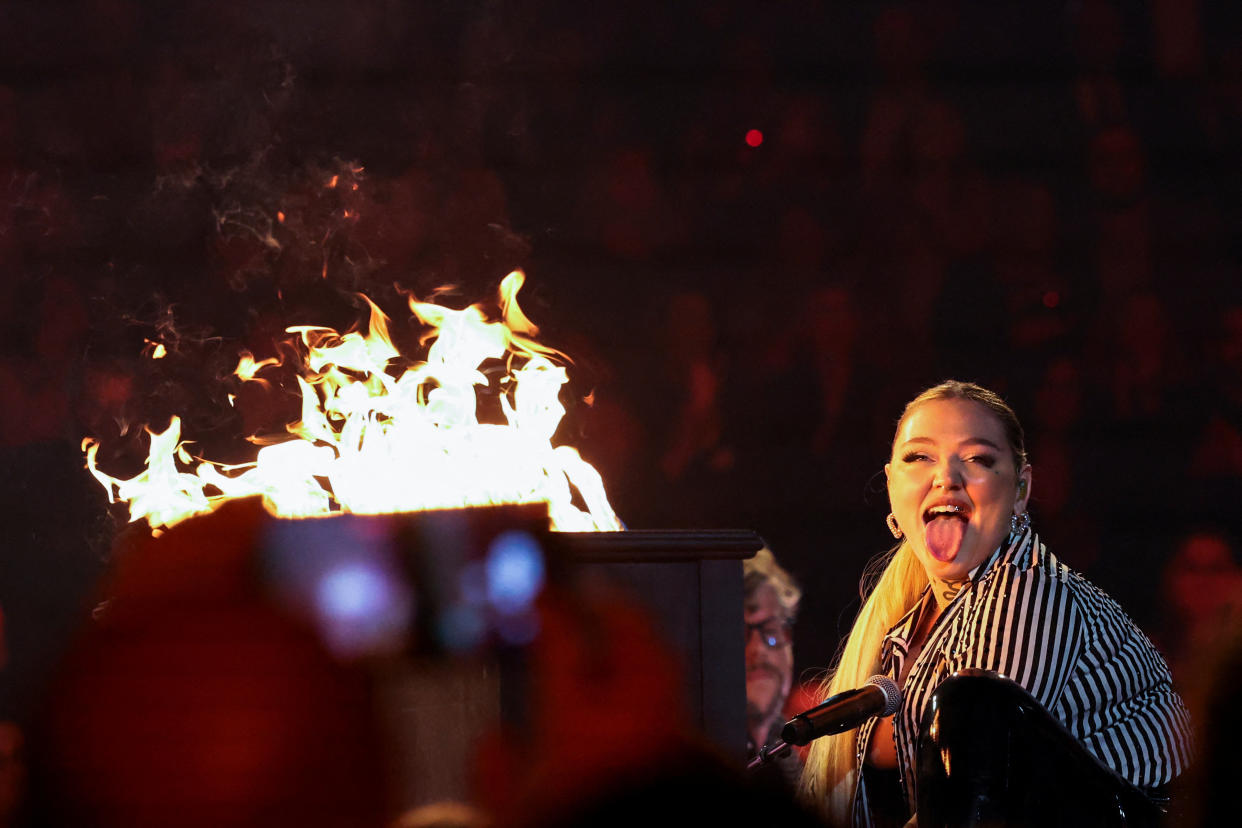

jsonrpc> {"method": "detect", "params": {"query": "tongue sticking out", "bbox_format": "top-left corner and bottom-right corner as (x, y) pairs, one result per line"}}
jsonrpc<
(925, 517), (966, 562)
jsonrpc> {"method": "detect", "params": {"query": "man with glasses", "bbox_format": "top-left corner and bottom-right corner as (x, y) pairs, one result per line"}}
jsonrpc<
(744, 547), (802, 790)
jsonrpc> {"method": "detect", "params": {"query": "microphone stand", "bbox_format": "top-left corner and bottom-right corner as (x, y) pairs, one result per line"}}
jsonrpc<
(747, 738), (792, 771)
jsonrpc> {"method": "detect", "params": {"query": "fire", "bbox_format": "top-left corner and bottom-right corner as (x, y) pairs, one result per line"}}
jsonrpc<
(83, 271), (622, 533)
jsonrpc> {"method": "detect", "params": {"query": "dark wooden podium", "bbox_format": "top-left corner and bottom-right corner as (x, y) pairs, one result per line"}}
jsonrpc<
(557, 529), (767, 750)
(378, 528), (766, 811)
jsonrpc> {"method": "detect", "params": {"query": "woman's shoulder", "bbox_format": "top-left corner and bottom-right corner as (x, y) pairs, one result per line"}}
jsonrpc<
(1020, 542), (1156, 647)
(995, 532), (1076, 588)
(986, 534), (1092, 617)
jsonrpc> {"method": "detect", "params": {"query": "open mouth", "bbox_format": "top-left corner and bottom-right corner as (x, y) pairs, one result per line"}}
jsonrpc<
(923, 503), (970, 523)
(922, 503), (970, 562)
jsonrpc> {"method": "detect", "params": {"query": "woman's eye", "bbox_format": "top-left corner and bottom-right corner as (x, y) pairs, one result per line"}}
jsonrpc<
(902, 452), (930, 463)
(966, 455), (996, 468)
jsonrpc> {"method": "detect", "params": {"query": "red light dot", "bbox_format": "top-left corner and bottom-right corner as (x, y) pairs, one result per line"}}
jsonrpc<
(1042, 290), (1060, 309)
(745, 129), (764, 148)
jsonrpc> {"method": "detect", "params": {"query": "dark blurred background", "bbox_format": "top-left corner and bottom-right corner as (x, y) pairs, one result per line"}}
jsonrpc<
(2, 0), (1242, 728)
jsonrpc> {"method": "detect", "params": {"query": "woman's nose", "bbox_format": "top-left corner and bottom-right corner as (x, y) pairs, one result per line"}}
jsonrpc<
(932, 459), (963, 489)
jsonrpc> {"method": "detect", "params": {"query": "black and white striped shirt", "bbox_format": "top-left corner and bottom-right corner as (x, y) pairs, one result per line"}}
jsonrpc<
(852, 526), (1193, 824)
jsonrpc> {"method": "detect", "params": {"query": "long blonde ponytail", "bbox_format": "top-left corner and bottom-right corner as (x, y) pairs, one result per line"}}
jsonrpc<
(796, 541), (928, 824)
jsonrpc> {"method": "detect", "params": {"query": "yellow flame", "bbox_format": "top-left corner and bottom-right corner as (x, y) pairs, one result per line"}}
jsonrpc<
(234, 350), (281, 385)
(83, 271), (621, 534)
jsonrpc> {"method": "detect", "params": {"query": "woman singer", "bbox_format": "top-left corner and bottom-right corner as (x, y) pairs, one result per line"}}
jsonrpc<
(797, 381), (1192, 827)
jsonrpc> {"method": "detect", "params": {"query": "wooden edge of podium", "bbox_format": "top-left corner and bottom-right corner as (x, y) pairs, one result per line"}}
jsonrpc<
(553, 529), (767, 563)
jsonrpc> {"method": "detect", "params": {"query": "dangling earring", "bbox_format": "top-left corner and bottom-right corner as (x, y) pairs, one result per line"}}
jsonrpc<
(1010, 512), (1031, 535)
(886, 513), (903, 539)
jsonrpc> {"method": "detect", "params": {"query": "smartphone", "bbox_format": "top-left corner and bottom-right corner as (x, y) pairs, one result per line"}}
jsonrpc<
(256, 503), (552, 662)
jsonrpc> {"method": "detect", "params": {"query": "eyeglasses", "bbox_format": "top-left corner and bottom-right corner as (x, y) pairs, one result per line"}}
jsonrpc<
(745, 619), (792, 649)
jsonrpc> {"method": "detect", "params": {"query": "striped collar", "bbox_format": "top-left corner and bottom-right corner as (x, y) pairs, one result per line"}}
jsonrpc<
(970, 526), (1037, 584)
(880, 588), (930, 673)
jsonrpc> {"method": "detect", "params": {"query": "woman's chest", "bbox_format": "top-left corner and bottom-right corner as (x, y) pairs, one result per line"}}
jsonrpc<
(867, 602), (949, 767)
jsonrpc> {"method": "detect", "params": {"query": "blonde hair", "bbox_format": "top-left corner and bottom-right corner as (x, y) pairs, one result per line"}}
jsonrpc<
(797, 380), (1027, 822)
(797, 542), (927, 823)
(744, 547), (802, 620)
(902, 380), (1028, 471)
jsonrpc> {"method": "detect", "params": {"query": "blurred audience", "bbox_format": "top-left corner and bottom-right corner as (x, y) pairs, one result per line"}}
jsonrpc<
(470, 563), (825, 828)
(0, 721), (24, 828)
(0, 602), (26, 828)
(391, 800), (490, 828)
(471, 577), (692, 828)
(578, 144), (671, 262)
(1069, 0), (1130, 130)
(656, 290), (732, 484)
(26, 499), (392, 828)
(5, 5), (1242, 818)
(801, 285), (860, 459)
(1154, 527), (1242, 687)
(1105, 291), (1185, 424)
(1174, 616), (1242, 828)
(990, 178), (1075, 357)
(1087, 126), (1154, 311)
(1024, 354), (1103, 572)
(1189, 303), (1242, 489)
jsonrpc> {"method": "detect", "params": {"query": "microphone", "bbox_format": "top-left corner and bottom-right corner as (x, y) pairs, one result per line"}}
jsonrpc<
(780, 675), (902, 746)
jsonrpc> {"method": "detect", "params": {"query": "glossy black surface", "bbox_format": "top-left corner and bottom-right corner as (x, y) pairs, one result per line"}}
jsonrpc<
(916, 670), (1166, 828)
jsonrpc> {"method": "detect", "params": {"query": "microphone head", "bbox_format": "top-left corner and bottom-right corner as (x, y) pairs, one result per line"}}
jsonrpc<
(864, 674), (902, 716)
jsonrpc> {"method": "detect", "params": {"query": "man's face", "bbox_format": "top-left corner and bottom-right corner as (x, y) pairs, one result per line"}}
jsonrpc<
(744, 582), (793, 727)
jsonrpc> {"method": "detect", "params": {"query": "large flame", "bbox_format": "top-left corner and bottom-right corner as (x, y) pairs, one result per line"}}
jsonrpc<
(84, 271), (622, 533)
